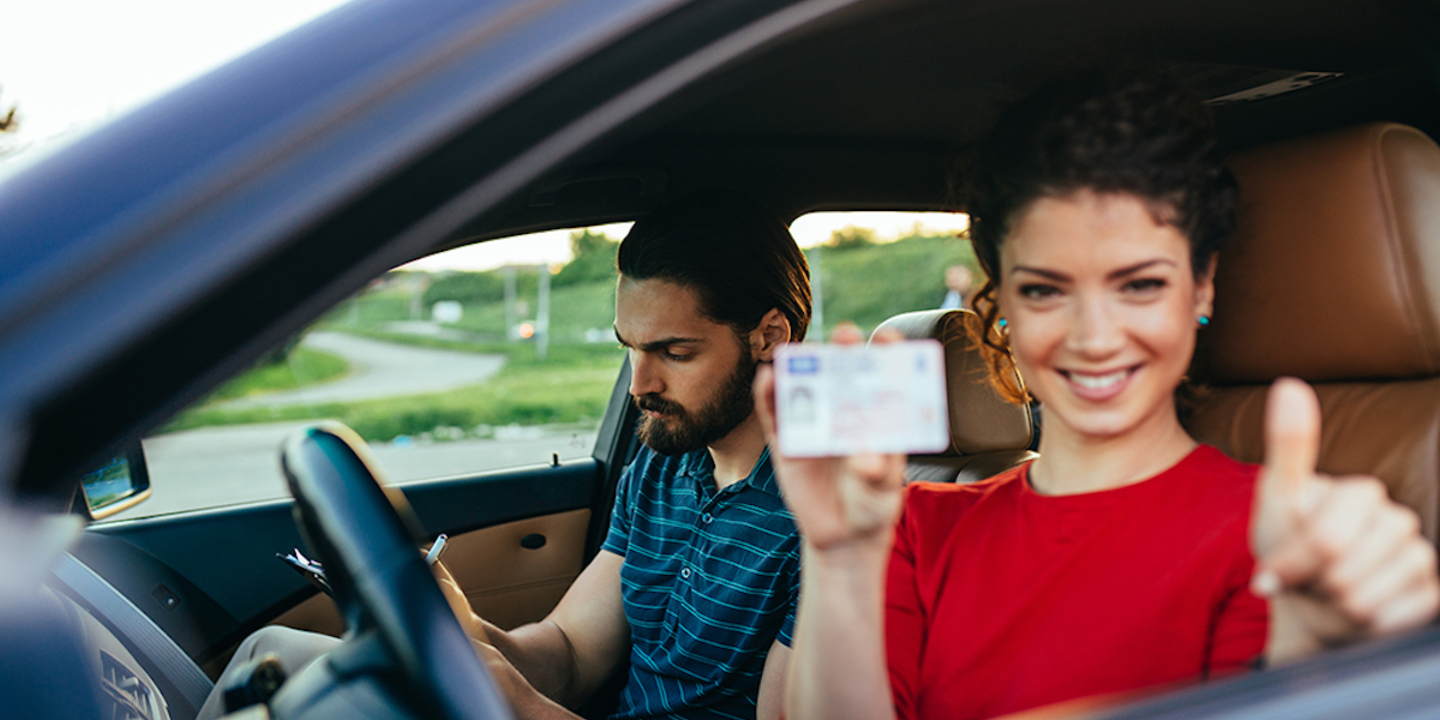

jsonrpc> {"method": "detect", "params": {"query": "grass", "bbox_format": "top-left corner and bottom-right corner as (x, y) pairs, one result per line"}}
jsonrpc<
(165, 338), (625, 442)
(336, 328), (621, 365)
(164, 233), (969, 441)
(810, 234), (977, 336)
(202, 346), (350, 403)
(324, 282), (618, 345)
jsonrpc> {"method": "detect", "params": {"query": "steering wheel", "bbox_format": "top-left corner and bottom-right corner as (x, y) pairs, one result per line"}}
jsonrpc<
(282, 421), (512, 720)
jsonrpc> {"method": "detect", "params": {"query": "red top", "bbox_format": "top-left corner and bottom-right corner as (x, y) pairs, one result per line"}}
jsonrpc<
(885, 445), (1268, 720)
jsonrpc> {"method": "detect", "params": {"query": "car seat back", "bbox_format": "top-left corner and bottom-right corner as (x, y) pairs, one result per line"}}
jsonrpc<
(1188, 122), (1440, 542)
(874, 309), (1036, 483)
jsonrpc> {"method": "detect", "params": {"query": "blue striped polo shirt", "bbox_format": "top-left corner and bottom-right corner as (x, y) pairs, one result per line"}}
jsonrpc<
(602, 445), (800, 720)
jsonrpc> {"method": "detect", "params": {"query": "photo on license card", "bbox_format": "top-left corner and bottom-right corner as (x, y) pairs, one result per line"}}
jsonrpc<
(774, 341), (949, 457)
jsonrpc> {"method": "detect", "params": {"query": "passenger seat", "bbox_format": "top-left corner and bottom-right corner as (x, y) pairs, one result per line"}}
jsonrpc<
(873, 309), (1035, 484)
(1189, 122), (1440, 542)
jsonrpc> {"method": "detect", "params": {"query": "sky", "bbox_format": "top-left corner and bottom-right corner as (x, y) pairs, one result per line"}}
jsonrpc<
(1, 0), (969, 272)
(402, 211), (970, 272)
(0, 0), (353, 151)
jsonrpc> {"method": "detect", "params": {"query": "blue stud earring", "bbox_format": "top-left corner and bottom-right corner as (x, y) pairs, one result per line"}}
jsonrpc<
(1198, 315), (1211, 327)
(998, 318), (1008, 329)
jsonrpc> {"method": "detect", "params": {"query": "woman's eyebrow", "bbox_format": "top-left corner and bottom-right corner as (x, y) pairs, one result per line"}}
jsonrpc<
(1010, 266), (1069, 281)
(1009, 260), (1177, 282)
(1107, 259), (1176, 280)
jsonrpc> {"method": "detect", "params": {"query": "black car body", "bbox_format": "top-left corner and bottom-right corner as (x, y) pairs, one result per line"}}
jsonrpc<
(4, 0), (1440, 718)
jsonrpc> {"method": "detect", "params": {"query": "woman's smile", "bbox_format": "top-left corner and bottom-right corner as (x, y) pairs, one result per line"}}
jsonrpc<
(1059, 365), (1140, 401)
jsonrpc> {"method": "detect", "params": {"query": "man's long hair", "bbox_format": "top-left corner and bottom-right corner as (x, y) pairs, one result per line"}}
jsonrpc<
(617, 193), (812, 341)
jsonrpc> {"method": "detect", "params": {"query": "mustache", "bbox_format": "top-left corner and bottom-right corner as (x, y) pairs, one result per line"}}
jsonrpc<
(636, 394), (685, 416)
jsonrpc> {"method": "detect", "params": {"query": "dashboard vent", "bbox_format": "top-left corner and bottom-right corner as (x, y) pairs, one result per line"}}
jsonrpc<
(100, 651), (160, 720)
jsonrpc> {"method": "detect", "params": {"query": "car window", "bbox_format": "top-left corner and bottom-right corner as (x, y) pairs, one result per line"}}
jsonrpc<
(119, 225), (632, 520)
(118, 213), (970, 520)
(789, 211), (976, 340)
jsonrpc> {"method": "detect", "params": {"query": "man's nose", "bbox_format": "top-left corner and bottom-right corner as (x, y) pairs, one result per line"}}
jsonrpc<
(628, 352), (664, 397)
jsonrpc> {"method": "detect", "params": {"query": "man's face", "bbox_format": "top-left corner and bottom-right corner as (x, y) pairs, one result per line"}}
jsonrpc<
(946, 265), (973, 293)
(614, 277), (757, 455)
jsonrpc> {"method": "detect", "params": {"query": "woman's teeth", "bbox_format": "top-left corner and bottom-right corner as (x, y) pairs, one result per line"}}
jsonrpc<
(1069, 369), (1129, 389)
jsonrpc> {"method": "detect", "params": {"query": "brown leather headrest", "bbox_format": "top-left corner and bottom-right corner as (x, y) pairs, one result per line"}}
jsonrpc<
(873, 309), (1032, 454)
(1200, 123), (1440, 383)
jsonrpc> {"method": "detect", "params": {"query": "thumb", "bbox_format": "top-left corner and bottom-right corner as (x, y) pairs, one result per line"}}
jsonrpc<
(1262, 377), (1321, 504)
(1252, 377), (1324, 587)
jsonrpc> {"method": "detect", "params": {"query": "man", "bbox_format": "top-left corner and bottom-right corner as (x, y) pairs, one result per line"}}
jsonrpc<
(201, 194), (808, 720)
(201, 194), (812, 717)
(938, 264), (972, 310)
(436, 193), (812, 720)
(450, 194), (809, 719)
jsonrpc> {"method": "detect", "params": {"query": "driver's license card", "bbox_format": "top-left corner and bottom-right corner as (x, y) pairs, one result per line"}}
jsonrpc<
(774, 341), (949, 457)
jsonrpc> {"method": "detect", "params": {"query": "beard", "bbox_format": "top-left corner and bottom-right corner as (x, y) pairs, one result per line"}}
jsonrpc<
(636, 344), (757, 456)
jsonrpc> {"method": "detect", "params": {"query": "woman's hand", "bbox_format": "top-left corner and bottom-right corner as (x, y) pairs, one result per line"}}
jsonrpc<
(753, 325), (907, 554)
(1251, 378), (1440, 662)
(764, 324), (908, 720)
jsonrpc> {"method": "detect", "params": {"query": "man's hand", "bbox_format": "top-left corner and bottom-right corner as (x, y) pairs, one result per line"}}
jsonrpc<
(1251, 378), (1440, 662)
(433, 559), (493, 644)
(470, 639), (586, 720)
(754, 325), (907, 554)
(434, 555), (626, 718)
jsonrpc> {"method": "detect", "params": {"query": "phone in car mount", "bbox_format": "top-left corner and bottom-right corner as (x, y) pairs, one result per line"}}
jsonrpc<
(278, 533), (447, 596)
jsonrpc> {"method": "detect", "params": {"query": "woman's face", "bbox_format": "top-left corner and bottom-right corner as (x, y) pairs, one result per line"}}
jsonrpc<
(998, 190), (1215, 441)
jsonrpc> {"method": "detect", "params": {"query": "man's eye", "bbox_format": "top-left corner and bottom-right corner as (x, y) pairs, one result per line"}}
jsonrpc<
(1019, 284), (1060, 299)
(664, 350), (692, 361)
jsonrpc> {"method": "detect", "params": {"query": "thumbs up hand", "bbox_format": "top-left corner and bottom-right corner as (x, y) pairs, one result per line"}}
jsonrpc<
(1251, 378), (1440, 662)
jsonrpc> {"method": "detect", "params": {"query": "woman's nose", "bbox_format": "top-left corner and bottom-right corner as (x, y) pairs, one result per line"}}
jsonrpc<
(1067, 297), (1125, 358)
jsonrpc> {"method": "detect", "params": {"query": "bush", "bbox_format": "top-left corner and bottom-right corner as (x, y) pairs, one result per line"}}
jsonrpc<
(812, 233), (978, 334)
(424, 271), (507, 306)
(553, 230), (619, 288)
(825, 225), (878, 249)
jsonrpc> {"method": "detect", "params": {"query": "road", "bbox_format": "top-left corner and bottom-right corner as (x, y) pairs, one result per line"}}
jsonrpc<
(113, 423), (599, 520)
(220, 331), (505, 408)
(107, 331), (596, 521)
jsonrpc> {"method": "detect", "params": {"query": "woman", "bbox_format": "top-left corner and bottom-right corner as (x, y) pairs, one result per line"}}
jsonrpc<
(756, 70), (1440, 720)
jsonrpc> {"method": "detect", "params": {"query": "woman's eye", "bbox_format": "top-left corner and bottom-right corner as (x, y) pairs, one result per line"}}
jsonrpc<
(1123, 278), (1167, 293)
(1019, 284), (1060, 299)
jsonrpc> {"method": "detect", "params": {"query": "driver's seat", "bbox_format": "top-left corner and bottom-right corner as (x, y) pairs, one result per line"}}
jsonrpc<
(1188, 122), (1440, 543)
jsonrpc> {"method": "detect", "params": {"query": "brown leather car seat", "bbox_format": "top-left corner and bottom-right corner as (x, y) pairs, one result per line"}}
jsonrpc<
(1188, 122), (1440, 542)
(874, 308), (1036, 484)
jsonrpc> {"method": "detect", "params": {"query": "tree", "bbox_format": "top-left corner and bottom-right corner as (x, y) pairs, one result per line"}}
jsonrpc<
(423, 270), (506, 306)
(0, 85), (19, 157)
(552, 229), (619, 287)
(825, 225), (877, 249)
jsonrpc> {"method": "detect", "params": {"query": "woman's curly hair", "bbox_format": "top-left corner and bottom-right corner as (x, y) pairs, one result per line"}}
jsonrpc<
(963, 67), (1238, 403)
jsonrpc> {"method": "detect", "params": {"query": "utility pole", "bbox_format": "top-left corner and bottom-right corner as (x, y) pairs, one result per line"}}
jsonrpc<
(408, 273), (424, 321)
(503, 266), (517, 342)
(536, 264), (551, 360)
